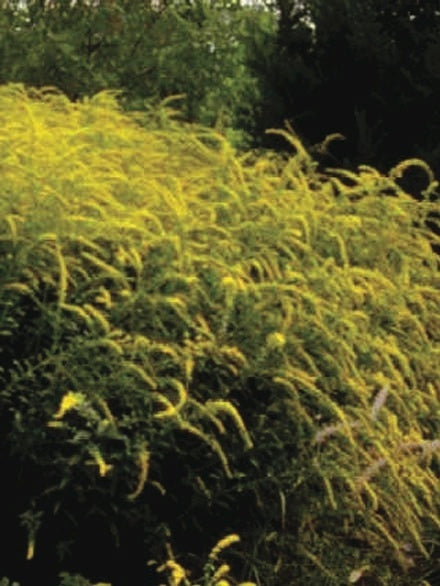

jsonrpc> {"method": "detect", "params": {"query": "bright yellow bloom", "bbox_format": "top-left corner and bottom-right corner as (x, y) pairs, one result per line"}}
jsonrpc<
(89, 446), (113, 477)
(266, 331), (286, 350)
(212, 563), (230, 582)
(53, 391), (84, 419)
(209, 534), (240, 561)
(157, 560), (187, 586)
(26, 539), (35, 561)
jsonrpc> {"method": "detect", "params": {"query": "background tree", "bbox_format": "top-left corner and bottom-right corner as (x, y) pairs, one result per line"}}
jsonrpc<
(256, 0), (440, 186)
(0, 0), (272, 146)
(1, 0), (440, 175)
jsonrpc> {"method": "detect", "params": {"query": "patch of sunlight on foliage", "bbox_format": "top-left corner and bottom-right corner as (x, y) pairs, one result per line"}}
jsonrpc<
(0, 83), (439, 586)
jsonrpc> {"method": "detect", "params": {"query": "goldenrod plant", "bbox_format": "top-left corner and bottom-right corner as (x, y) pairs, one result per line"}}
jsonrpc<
(155, 533), (256, 586)
(1, 534), (253, 586)
(0, 84), (439, 584)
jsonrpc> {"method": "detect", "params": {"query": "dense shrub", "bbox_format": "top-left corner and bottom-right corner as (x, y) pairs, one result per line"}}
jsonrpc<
(0, 84), (439, 585)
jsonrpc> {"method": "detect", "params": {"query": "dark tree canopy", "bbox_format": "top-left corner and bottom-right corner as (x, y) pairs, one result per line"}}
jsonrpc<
(257, 0), (440, 185)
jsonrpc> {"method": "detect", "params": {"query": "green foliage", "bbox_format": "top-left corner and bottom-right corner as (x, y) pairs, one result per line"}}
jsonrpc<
(0, 0), (268, 147)
(57, 574), (103, 586)
(0, 84), (439, 585)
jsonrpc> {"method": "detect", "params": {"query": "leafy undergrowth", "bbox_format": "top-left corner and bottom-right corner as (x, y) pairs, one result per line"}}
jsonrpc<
(0, 83), (439, 585)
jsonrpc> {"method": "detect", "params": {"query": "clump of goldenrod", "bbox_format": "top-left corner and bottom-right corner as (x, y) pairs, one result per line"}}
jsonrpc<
(0, 84), (439, 585)
(156, 534), (255, 586)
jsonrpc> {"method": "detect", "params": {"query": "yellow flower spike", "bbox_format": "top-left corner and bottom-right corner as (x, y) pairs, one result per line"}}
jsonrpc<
(53, 391), (85, 419)
(153, 393), (178, 419)
(128, 446), (150, 501)
(221, 275), (239, 308)
(184, 356), (195, 383)
(26, 538), (35, 561)
(157, 560), (187, 586)
(215, 580), (230, 586)
(84, 303), (111, 334)
(47, 421), (64, 429)
(205, 400), (253, 450)
(168, 378), (188, 412)
(88, 446), (113, 477)
(169, 561), (186, 586)
(209, 534), (240, 561)
(95, 286), (113, 309)
(97, 398), (117, 425)
(266, 331), (286, 350)
(221, 275), (236, 290)
(211, 563), (230, 582)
